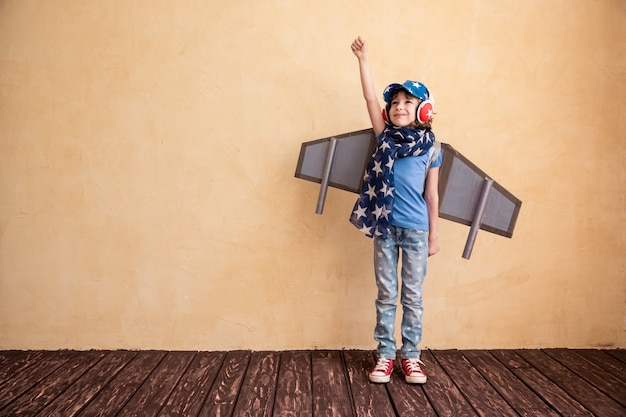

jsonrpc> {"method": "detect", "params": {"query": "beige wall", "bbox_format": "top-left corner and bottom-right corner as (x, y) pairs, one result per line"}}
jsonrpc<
(1, 0), (625, 350)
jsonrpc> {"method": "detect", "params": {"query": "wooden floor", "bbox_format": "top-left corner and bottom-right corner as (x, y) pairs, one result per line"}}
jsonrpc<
(0, 349), (625, 417)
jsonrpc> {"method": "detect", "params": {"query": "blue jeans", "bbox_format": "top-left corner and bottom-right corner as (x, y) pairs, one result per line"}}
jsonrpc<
(373, 226), (428, 360)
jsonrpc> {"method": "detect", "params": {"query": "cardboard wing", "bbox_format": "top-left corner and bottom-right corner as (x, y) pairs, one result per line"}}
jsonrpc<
(294, 128), (522, 258)
(294, 129), (376, 213)
(294, 128), (376, 193)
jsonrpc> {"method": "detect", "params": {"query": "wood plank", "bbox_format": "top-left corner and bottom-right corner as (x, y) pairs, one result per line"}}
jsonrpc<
(574, 349), (626, 382)
(462, 350), (559, 417)
(416, 350), (477, 417)
(272, 351), (313, 417)
(491, 350), (592, 417)
(0, 348), (622, 417)
(385, 356), (437, 417)
(343, 350), (396, 417)
(116, 351), (196, 417)
(543, 349), (626, 408)
(0, 350), (48, 386)
(77, 350), (168, 417)
(0, 350), (21, 370)
(157, 351), (227, 417)
(36, 350), (138, 416)
(232, 351), (281, 417)
(200, 350), (251, 417)
(605, 349), (626, 364)
(0, 350), (76, 410)
(433, 350), (517, 417)
(516, 349), (626, 416)
(0, 350), (106, 416)
(311, 351), (353, 417)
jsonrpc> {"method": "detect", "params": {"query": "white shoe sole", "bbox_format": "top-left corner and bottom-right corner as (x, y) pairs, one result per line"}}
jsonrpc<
(405, 374), (427, 384)
(369, 373), (392, 383)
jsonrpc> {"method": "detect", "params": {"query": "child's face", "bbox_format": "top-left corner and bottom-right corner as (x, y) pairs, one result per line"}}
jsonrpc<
(389, 91), (419, 128)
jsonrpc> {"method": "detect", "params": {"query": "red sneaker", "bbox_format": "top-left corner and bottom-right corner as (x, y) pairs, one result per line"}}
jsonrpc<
(369, 357), (394, 383)
(401, 359), (427, 384)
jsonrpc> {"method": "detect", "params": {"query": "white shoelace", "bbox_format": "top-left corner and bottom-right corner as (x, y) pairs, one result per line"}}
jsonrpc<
(404, 359), (425, 374)
(373, 358), (393, 373)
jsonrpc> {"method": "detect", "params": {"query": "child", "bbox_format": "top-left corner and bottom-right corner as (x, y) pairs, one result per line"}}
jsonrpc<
(349, 36), (441, 384)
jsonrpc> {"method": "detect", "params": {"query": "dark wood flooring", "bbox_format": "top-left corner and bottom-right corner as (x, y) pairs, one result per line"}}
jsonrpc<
(0, 349), (625, 416)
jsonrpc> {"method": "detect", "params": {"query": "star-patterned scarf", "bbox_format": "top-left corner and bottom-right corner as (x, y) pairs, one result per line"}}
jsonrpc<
(349, 125), (435, 238)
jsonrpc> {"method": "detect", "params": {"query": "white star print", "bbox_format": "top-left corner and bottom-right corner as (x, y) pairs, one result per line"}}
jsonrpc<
(359, 224), (372, 236)
(353, 204), (367, 219)
(381, 206), (391, 220)
(372, 160), (383, 176)
(350, 120), (435, 239)
(372, 204), (383, 219)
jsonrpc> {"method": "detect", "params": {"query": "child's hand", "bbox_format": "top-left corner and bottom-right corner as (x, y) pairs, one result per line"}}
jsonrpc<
(351, 36), (368, 59)
(428, 235), (440, 256)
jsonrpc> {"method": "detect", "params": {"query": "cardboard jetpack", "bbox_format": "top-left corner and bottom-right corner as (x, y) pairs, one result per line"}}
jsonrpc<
(294, 128), (521, 259)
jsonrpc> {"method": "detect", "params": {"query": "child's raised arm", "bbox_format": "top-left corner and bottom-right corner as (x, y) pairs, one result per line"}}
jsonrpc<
(351, 36), (386, 136)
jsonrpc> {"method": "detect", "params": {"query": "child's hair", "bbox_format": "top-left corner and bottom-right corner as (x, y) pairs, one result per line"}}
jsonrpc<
(388, 90), (433, 130)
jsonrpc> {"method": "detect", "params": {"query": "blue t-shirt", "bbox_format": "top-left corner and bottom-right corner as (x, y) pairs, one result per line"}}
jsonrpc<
(390, 149), (443, 231)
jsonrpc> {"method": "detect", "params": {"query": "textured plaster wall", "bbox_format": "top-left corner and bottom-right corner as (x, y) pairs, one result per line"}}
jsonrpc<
(1, 0), (625, 350)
